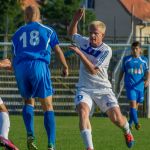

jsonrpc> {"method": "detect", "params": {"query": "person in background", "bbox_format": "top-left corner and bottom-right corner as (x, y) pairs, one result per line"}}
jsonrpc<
(118, 41), (150, 130)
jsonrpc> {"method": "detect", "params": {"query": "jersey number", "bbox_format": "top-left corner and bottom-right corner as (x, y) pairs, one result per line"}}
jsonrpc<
(20, 30), (40, 47)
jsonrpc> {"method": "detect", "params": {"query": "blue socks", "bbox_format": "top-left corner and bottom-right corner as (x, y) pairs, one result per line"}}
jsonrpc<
(129, 108), (138, 125)
(44, 111), (56, 147)
(22, 105), (34, 137)
(22, 106), (56, 147)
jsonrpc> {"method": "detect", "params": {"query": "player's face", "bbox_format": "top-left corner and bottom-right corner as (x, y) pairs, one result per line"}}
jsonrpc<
(131, 46), (142, 57)
(89, 26), (104, 47)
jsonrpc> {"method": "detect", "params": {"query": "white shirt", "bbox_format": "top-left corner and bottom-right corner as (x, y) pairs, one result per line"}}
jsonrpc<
(72, 33), (112, 93)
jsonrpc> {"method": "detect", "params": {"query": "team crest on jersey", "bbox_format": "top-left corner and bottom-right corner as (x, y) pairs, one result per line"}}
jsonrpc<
(77, 95), (83, 101)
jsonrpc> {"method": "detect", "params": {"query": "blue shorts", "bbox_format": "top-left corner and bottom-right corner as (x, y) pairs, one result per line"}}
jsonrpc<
(126, 88), (144, 103)
(14, 60), (53, 99)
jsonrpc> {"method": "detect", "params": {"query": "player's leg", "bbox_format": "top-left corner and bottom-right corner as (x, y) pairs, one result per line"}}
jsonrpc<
(133, 90), (144, 130)
(39, 96), (55, 150)
(23, 98), (37, 150)
(130, 101), (140, 129)
(126, 89), (139, 129)
(107, 107), (134, 148)
(0, 99), (19, 150)
(0, 102), (10, 140)
(75, 91), (94, 150)
(95, 90), (134, 148)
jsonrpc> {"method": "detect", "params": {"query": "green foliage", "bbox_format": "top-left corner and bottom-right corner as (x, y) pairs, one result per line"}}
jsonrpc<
(0, 0), (96, 40)
(0, 0), (23, 35)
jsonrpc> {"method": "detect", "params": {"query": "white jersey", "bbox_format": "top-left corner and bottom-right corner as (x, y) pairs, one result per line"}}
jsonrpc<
(72, 33), (112, 92)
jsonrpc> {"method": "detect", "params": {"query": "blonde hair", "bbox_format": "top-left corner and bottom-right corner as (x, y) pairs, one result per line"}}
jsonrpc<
(89, 21), (106, 34)
(24, 6), (41, 23)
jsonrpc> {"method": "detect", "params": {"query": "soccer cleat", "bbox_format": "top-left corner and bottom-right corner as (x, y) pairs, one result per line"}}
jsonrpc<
(48, 148), (55, 150)
(129, 124), (134, 130)
(27, 136), (38, 150)
(135, 123), (141, 130)
(0, 135), (19, 150)
(86, 148), (93, 150)
(124, 133), (134, 148)
(48, 143), (55, 150)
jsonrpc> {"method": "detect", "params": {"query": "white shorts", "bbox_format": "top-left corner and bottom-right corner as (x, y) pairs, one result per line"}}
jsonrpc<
(0, 97), (3, 105)
(74, 88), (119, 113)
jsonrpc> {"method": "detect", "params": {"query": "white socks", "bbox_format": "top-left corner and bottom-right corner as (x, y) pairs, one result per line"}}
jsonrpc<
(81, 129), (94, 149)
(0, 112), (10, 139)
(123, 121), (130, 134)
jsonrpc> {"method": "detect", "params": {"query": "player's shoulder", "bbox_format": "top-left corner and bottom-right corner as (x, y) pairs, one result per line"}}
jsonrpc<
(102, 43), (112, 51)
(140, 55), (148, 60)
(12, 24), (25, 39)
(37, 22), (55, 34)
(124, 55), (132, 60)
(123, 55), (132, 63)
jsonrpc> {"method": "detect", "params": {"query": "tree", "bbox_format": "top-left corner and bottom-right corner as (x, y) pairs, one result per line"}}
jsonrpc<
(0, 0), (23, 34)
(0, 0), (96, 42)
(41, 0), (96, 39)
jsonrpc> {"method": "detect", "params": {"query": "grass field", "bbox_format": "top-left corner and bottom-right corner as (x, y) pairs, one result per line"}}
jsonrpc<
(8, 116), (150, 150)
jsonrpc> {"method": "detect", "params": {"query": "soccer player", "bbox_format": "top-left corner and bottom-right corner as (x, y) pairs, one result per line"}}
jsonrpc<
(118, 41), (150, 130)
(12, 6), (69, 150)
(68, 8), (134, 150)
(0, 59), (19, 150)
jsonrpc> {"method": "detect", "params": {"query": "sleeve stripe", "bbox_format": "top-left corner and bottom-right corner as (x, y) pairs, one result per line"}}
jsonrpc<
(96, 51), (109, 66)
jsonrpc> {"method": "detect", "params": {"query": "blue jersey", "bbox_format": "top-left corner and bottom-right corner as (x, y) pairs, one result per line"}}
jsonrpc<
(12, 22), (59, 66)
(122, 55), (149, 91)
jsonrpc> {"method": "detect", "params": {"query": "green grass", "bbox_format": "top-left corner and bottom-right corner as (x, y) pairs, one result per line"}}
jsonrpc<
(8, 116), (150, 150)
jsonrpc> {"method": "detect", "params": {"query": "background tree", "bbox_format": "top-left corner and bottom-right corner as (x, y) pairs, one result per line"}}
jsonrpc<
(0, 0), (23, 41)
(0, 0), (96, 42)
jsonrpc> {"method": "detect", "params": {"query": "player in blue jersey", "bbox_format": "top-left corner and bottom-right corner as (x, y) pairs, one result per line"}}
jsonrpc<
(68, 8), (134, 150)
(0, 59), (19, 150)
(118, 41), (150, 130)
(12, 6), (69, 150)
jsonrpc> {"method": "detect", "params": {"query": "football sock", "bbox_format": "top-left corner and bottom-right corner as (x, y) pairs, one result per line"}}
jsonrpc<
(122, 121), (131, 134)
(128, 111), (133, 126)
(0, 112), (10, 139)
(22, 105), (34, 137)
(44, 111), (56, 147)
(130, 108), (138, 125)
(81, 129), (94, 149)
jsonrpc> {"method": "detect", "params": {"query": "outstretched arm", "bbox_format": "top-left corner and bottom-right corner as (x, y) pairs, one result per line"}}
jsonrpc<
(69, 46), (99, 75)
(53, 45), (69, 77)
(68, 8), (84, 36)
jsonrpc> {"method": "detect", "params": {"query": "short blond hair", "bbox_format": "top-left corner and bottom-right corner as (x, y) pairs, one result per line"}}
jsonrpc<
(24, 6), (41, 23)
(89, 21), (106, 34)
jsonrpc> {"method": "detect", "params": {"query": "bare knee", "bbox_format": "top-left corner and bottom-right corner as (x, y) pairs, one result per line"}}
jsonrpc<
(107, 107), (126, 127)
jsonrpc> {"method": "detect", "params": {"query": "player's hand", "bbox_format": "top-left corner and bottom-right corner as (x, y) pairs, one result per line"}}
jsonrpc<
(62, 66), (69, 77)
(0, 59), (12, 69)
(144, 80), (150, 87)
(73, 8), (84, 22)
(69, 45), (81, 55)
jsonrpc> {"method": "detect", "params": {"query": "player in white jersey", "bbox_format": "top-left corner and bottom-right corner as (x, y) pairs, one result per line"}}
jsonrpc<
(68, 8), (134, 150)
(0, 59), (19, 150)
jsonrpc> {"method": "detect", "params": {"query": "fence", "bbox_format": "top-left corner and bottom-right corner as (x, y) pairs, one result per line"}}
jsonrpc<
(0, 42), (150, 117)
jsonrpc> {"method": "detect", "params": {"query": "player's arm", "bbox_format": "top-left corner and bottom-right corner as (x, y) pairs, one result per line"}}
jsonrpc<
(69, 46), (99, 75)
(144, 70), (150, 87)
(68, 8), (84, 36)
(53, 45), (69, 76)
